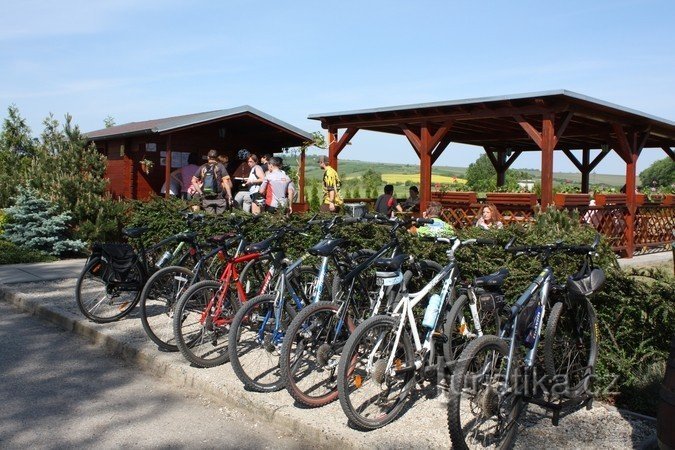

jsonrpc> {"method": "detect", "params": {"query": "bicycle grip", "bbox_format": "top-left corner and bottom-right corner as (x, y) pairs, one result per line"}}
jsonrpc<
(416, 218), (434, 225)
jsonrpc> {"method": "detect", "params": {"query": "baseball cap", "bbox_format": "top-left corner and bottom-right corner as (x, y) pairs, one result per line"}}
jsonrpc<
(207, 149), (218, 159)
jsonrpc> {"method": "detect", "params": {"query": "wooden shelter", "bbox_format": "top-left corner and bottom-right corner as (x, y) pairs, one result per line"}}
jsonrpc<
(309, 90), (675, 257)
(86, 106), (312, 200)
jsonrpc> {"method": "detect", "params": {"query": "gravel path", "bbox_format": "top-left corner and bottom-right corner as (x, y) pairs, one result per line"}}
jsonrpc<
(0, 278), (657, 449)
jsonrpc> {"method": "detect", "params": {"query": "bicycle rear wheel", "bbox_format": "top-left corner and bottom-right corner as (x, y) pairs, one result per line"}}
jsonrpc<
(140, 266), (194, 351)
(228, 294), (297, 392)
(240, 255), (275, 297)
(544, 298), (597, 398)
(173, 280), (237, 368)
(337, 315), (415, 430)
(75, 257), (143, 323)
(279, 301), (356, 407)
(444, 294), (501, 369)
(447, 335), (525, 450)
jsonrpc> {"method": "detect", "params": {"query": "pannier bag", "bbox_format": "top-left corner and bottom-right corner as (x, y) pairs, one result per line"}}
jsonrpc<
(91, 243), (137, 282)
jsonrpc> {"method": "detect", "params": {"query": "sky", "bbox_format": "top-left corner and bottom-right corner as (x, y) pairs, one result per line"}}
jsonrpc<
(1, 0), (674, 177)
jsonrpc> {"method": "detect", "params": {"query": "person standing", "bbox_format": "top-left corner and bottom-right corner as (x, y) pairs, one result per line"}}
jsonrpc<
(318, 155), (342, 213)
(191, 149), (233, 214)
(259, 156), (295, 214)
(234, 154), (265, 213)
(173, 152), (201, 199)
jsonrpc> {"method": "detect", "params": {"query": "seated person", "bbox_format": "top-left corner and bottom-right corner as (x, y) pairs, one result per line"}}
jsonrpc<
(374, 184), (403, 217)
(401, 185), (420, 212)
(417, 201), (454, 237)
(475, 203), (503, 230)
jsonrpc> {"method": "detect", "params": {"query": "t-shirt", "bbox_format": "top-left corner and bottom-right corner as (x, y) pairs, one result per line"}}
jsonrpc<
(260, 169), (294, 208)
(179, 164), (200, 193)
(322, 166), (343, 206)
(374, 194), (397, 216)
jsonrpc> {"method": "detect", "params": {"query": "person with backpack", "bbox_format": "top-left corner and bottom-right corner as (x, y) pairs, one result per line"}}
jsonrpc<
(191, 149), (233, 214)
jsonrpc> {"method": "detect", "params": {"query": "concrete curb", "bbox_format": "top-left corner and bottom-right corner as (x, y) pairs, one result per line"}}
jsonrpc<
(0, 284), (355, 449)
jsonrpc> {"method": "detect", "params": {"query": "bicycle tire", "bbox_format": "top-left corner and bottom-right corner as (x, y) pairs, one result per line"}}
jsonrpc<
(443, 293), (501, 369)
(279, 301), (356, 407)
(140, 265), (195, 351)
(75, 257), (143, 323)
(330, 249), (377, 304)
(173, 280), (238, 368)
(337, 314), (416, 430)
(228, 294), (297, 392)
(543, 298), (598, 398)
(447, 335), (525, 450)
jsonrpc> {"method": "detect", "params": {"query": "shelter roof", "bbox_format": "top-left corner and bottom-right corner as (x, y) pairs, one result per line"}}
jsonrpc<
(86, 105), (312, 146)
(309, 90), (675, 151)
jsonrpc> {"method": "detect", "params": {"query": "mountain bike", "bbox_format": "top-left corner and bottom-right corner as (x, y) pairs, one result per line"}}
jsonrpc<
(172, 223), (300, 368)
(447, 235), (603, 450)
(75, 212), (204, 323)
(280, 215), (442, 408)
(228, 216), (376, 392)
(336, 236), (499, 429)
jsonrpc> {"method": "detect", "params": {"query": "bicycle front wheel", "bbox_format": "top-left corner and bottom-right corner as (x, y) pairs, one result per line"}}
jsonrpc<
(447, 335), (525, 450)
(140, 265), (194, 351)
(173, 280), (237, 368)
(544, 298), (598, 398)
(75, 257), (143, 323)
(228, 294), (297, 392)
(279, 301), (356, 407)
(337, 314), (415, 430)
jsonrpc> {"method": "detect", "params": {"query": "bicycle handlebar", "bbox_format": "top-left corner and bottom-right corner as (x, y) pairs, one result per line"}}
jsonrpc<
(504, 233), (601, 256)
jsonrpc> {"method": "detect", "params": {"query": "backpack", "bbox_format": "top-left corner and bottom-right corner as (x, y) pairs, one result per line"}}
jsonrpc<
(201, 163), (221, 196)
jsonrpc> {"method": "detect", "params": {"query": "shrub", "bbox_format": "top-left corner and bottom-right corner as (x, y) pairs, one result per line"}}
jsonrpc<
(0, 239), (55, 264)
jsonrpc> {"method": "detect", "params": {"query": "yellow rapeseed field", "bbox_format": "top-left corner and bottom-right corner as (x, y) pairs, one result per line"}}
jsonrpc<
(380, 174), (467, 184)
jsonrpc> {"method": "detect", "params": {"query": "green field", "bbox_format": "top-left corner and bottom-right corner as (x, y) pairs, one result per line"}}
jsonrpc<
(285, 156), (625, 187)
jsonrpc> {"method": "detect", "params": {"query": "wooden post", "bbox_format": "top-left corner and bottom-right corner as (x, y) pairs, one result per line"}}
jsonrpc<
(581, 148), (590, 193)
(625, 149), (637, 257)
(299, 148), (306, 203)
(164, 135), (172, 199)
(540, 114), (555, 208)
(496, 149), (507, 187)
(420, 123), (432, 212)
(328, 128), (338, 171)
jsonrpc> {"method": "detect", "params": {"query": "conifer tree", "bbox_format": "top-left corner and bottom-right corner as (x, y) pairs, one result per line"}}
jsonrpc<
(3, 188), (85, 256)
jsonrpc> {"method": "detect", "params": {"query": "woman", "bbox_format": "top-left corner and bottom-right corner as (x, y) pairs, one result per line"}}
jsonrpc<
(234, 153), (265, 213)
(174, 152), (201, 200)
(475, 203), (503, 230)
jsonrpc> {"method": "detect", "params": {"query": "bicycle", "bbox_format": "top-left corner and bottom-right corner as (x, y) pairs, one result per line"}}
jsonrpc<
(336, 236), (497, 429)
(280, 215), (442, 408)
(75, 212), (204, 323)
(171, 222), (303, 368)
(447, 235), (603, 450)
(228, 216), (376, 392)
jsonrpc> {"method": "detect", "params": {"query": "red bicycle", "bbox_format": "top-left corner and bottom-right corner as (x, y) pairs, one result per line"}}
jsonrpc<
(172, 226), (285, 368)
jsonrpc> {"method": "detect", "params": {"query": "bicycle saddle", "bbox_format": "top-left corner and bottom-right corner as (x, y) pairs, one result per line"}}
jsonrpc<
(245, 236), (276, 254)
(373, 254), (409, 272)
(475, 268), (509, 289)
(206, 232), (236, 245)
(122, 227), (149, 238)
(308, 237), (347, 257)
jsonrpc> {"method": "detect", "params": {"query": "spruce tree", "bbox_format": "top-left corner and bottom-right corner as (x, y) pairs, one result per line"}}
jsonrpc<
(3, 188), (85, 256)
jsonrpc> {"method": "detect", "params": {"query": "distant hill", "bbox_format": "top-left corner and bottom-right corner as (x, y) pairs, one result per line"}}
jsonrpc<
(283, 156), (625, 187)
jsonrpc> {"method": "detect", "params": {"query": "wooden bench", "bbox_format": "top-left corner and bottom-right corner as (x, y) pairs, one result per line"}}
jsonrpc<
(486, 193), (538, 207)
(431, 191), (478, 205)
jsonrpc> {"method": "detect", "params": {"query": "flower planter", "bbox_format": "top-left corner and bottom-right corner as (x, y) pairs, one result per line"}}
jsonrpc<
(663, 194), (675, 206)
(594, 193), (645, 206)
(291, 202), (309, 213)
(554, 193), (591, 208)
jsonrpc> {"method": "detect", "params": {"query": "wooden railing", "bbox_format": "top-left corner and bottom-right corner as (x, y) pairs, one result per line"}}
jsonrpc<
(342, 193), (675, 256)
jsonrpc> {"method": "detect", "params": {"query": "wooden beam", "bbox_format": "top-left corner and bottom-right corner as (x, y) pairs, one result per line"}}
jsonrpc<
(328, 128), (338, 170)
(431, 134), (452, 165)
(540, 114), (556, 207)
(299, 148), (306, 204)
(514, 115), (543, 149)
(555, 111), (574, 145)
(419, 123), (432, 212)
(164, 135), (172, 199)
(562, 149), (584, 172)
(662, 146), (675, 160)
(503, 150), (522, 170)
(483, 147), (499, 169)
(496, 149), (507, 187)
(428, 119), (454, 150)
(588, 148), (610, 172)
(611, 123), (632, 164)
(335, 127), (358, 154)
(401, 124), (422, 153)
(581, 148), (590, 193)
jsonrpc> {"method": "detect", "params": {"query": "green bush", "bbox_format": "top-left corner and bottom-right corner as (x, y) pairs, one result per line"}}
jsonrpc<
(0, 239), (55, 264)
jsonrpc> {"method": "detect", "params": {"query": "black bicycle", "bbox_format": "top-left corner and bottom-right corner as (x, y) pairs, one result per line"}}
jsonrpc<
(75, 213), (204, 323)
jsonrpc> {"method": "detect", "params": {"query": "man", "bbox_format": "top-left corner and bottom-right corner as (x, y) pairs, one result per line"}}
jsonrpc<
(374, 184), (403, 217)
(318, 155), (342, 213)
(401, 185), (420, 212)
(191, 149), (233, 214)
(259, 156), (295, 214)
